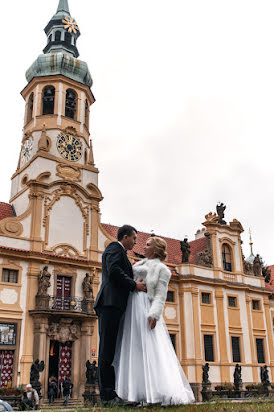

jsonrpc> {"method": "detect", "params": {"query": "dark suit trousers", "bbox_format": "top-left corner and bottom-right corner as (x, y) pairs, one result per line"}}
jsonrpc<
(97, 306), (124, 401)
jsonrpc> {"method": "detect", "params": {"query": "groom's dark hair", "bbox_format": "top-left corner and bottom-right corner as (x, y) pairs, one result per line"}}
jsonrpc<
(117, 225), (137, 241)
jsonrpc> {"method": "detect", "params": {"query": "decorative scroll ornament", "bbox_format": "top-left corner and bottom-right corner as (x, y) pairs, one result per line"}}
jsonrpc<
(56, 164), (81, 182)
(48, 319), (80, 343)
(62, 17), (79, 33)
(0, 219), (23, 237)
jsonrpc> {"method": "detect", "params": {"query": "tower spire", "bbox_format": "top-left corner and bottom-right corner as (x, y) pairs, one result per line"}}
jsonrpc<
(57, 0), (70, 15)
(246, 228), (255, 263)
(43, 0), (80, 58)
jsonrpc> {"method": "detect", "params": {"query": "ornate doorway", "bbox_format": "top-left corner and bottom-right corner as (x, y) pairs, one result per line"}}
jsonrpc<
(48, 340), (72, 396)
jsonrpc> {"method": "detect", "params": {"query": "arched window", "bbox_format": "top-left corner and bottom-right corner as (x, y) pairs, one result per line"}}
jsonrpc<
(65, 89), (77, 119)
(55, 31), (61, 42)
(26, 93), (34, 123)
(85, 100), (89, 127)
(42, 86), (55, 115)
(222, 244), (232, 272)
(65, 32), (71, 45)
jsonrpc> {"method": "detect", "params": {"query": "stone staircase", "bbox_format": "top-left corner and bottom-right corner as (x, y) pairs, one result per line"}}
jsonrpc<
(39, 398), (85, 410)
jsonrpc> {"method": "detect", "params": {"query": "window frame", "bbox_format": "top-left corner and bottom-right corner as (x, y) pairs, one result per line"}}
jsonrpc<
(252, 299), (261, 311)
(228, 295), (238, 308)
(65, 88), (78, 120)
(255, 338), (265, 364)
(231, 336), (241, 363)
(42, 85), (55, 115)
(203, 334), (215, 362)
(0, 318), (21, 388)
(201, 292), (211, 305)
(200, 290), (213, 307)
(26, 92), (34, 124)
(222, 243), (233, 272)
(169, 333), (177, 354)
(166, 290), (175, 303)
(1, 269), (19, 284)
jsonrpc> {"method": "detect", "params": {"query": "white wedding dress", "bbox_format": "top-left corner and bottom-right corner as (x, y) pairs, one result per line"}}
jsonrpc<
(113, 259), (195, 405)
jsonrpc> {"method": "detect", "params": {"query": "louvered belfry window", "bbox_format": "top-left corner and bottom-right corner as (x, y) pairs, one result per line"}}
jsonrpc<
(42, 86), (55, 115)
(65, 89), (77, 119)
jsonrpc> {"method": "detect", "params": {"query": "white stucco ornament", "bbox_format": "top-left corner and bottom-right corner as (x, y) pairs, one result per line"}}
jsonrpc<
(164, 306), (176, 320)
(0, 289), (18, 304)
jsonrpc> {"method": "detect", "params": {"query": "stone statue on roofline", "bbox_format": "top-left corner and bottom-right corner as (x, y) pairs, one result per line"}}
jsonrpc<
(196, 232), (213, 268)
(180, 238), (190, 263)
(253, 254), (262, 277)
(216, 202), (226, 225)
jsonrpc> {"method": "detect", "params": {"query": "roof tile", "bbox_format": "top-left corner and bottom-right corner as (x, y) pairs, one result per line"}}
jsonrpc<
(101, 223), (206, 265)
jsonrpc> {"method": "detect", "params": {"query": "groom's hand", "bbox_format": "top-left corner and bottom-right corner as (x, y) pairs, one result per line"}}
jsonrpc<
(135, 279), (147, 292)
(148, 317), (157, 329)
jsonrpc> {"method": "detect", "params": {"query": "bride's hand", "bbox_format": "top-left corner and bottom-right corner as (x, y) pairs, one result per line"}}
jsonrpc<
(148, 317), (157, 330)
(136, 279), (147, 292)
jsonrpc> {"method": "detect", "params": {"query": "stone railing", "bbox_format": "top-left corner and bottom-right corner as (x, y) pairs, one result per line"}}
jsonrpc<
(35, 295), (94, 313)
(49, 296), (84, 312)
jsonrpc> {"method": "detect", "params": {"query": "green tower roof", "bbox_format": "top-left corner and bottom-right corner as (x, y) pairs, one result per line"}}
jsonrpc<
(25, 0), (93, 88)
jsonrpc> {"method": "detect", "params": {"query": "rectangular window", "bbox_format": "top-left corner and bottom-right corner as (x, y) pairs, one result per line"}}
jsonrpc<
(231, 337), (241, 362)
(169, 334), (176, 352)
(0, 324), (17, 345)
(252, 300), (260, 310)
(2, 269), (18, 284)
(228, 296), (237, 307)
(204, 335), (214, 362)
(256, 339), (265, 363)
(256, 339), (265, 364)
(202, 292), (211, 304)
(166, 291), (175, 302)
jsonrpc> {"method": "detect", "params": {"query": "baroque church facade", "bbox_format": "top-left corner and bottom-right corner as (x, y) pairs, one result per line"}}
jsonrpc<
(0, 0), (273, 401)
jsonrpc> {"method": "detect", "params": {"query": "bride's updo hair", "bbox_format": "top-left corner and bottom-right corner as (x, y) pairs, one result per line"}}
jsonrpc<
(149, 236), (167, 261)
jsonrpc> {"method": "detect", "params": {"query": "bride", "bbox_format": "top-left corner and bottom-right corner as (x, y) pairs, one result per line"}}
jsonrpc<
(114, 236), (195, 405)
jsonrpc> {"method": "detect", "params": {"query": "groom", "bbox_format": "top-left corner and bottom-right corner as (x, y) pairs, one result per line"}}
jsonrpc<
(94, 225), (146, 405)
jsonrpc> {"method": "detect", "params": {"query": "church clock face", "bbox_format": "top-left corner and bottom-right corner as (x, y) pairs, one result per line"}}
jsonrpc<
(21, 138), (33, 164)
(56, 133), (83, 162)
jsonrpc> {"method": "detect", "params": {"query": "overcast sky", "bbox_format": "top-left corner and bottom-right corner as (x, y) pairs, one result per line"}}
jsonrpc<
(0, 0), (273, 263)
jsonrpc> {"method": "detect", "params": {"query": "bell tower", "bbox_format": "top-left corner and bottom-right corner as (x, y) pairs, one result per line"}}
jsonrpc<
(8, 0), (102, 261)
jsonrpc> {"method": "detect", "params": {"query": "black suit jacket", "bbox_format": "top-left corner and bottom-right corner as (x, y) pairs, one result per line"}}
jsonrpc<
(94, 242), (136, 313)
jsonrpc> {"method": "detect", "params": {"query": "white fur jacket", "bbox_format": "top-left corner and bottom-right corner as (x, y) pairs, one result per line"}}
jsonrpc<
(133, 258), (171, 320)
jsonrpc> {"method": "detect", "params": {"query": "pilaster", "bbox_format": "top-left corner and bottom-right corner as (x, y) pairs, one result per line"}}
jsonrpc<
(191, 287), (202, 383)
(20, 262), (40, 384)
(263, 296), (274, 380)
(245, 293), (258, 381)
(179, 286), (187, 376)
(215, 287), (229, 382)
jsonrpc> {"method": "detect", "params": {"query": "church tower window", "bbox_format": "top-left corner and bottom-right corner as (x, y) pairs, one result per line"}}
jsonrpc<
(42, 86), (55, 115)
(55, 30), (61, 42)
(222, 244), (232, 272)
(26, 93), (34, 124)
(65, 32), (72, 45)
(65, 89), (77, 119)
(85, 100), (89, 128)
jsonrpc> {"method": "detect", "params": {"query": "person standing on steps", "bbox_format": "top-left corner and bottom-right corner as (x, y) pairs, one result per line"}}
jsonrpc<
(62, 377), (73, 406)
(94, 225), (147, 406)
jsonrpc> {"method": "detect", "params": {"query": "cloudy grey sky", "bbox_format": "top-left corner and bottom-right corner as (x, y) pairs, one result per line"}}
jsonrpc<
(0, 0), (273, 263)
